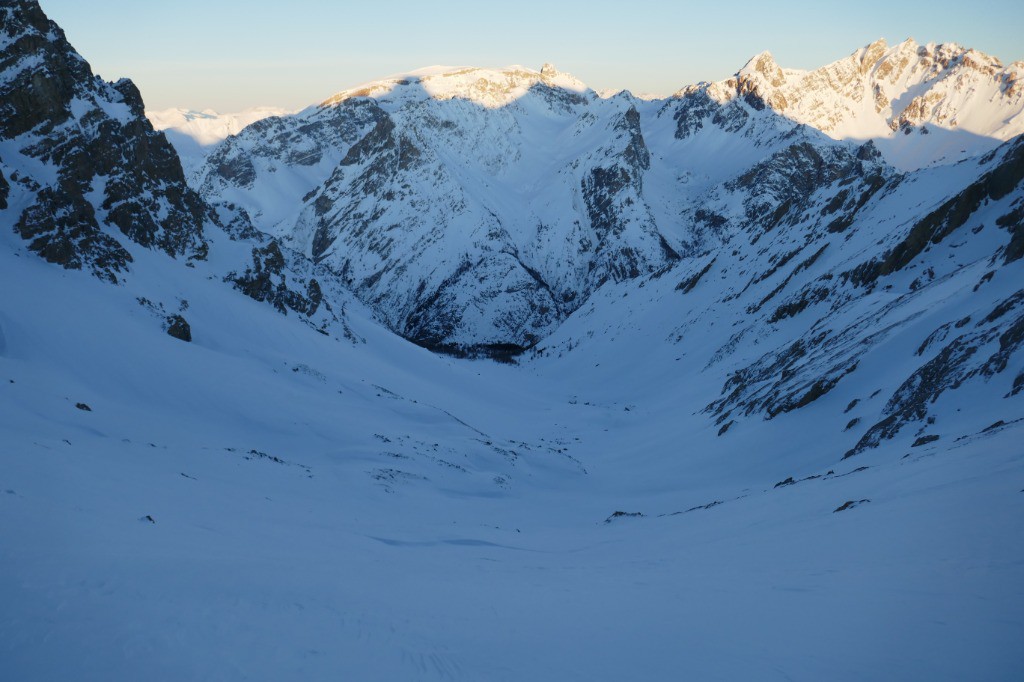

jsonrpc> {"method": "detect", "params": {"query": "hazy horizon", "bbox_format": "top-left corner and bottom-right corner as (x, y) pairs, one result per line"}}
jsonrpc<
(40, 0), (1024, 112)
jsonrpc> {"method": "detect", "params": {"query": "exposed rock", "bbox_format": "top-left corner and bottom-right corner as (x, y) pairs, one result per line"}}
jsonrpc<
(166, 315), (192, 342)
(15, 187), (131, 282)
(847, 136), (1024, 287)
(227, 242), (320, 316)
(844, 290), (1024, 458)
(604, 511), (644, 524)
(1, 0), (210, 282)
(0, 166), (8, 209)
(833, 499), (870, 513)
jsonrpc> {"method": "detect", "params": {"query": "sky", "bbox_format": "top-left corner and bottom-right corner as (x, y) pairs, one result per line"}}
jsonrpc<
(40, 0), (1024, 112)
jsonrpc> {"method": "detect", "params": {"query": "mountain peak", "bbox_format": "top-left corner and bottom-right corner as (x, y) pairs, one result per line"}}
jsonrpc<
(541, 63), (558, 79)
(739, 50), (785, 87)
(859, 38), (889, 71)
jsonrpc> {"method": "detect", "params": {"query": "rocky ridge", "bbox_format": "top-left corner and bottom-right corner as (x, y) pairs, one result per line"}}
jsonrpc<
(0, 0), (360, 340)
(672, 39), (1024, 168)
(0, 0), (208, 281)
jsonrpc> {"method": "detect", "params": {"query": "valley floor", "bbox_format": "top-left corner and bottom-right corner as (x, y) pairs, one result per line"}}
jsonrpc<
(1, 240), (1022, 681)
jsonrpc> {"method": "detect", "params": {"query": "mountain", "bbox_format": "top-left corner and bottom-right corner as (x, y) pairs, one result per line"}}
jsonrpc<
(192, 65), (685, 355)
(2, 3), (1024, 680)
(683, 38), (1024, 169)
(189, 43), (1024, 356)
(146, 107), (291, 174)
(0, 0), (209, 282)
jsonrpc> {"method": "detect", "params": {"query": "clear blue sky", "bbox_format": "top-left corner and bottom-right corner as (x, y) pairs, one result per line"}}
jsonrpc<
(39, 0), (1024, 112)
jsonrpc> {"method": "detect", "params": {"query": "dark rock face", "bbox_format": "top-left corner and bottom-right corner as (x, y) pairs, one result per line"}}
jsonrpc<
(0, 0), (210, 281)
(166, 315), (192, 342)
(848, 136), (1024, 287)
(227, 242), (319, 316)
(671, 88), (721, 139)
(14, 187), (131, 281)
(580, 106), (669, 285)
(0, 166), (9, 209)
(727, 141), (890, 236)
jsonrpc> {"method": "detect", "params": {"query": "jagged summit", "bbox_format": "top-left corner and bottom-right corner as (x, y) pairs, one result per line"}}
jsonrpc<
(668, 37), (1024, 168)
(738, 50), (786, 86)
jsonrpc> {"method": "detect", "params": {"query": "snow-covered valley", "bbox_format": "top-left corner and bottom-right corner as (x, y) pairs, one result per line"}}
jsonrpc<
(3, 211), (1022, 680)
(2, 1), (1023, 679)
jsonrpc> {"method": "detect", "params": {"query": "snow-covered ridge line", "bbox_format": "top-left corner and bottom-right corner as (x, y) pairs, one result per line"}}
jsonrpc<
(671, 37), (1024, 167)
(274, 39), (1024, 155)
(316, 63), (591, 111)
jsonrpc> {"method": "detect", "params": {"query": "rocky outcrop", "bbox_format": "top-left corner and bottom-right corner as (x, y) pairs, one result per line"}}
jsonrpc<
(223, 236), (362, 340)
(0, 165), (9, 209)
(165, 314), (192, 342)
(726, 140), (890, 236)
(14, 186), (131, 282)
(0, 0), (209, 281)
(844, 291), (1024, 458)
(226, 241), (323, 317)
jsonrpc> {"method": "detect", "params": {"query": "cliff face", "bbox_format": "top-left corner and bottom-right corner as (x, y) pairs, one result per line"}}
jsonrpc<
(0, 0), (209, 282)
